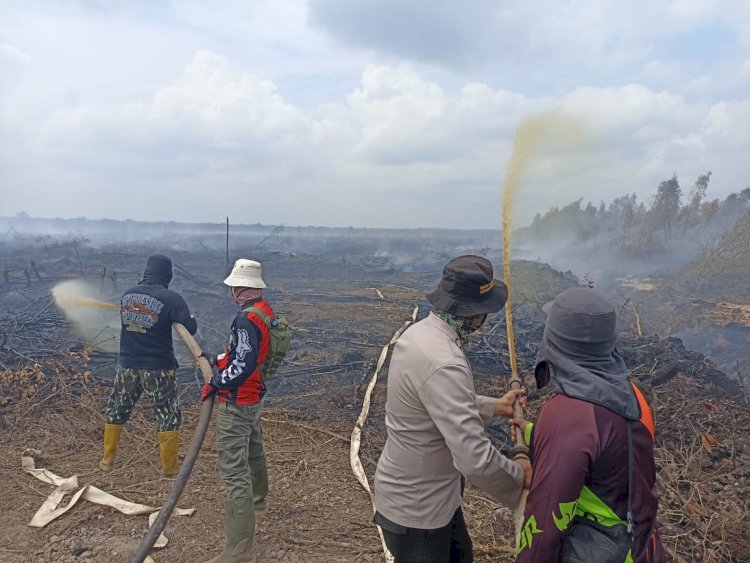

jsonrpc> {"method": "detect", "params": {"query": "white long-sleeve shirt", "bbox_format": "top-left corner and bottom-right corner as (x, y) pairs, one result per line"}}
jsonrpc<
(374, 312), (523, 529)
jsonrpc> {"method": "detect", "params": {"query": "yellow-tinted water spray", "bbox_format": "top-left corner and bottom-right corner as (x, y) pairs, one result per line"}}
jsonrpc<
(54, 295), (118, 311)
(52, 280), (120, 352)
(501, 114), (584, 545)
(502, 114), (584, 375)
(502, 118), (544, 375)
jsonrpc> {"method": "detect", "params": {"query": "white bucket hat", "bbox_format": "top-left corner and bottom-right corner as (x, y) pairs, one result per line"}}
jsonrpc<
(223, 259), (267, 288)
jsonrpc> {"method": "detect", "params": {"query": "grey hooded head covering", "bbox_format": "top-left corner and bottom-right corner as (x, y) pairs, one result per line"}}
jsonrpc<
(535, 287), (640, 420)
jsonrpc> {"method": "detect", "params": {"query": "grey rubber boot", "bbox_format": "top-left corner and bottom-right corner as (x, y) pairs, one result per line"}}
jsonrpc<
(205, 497), (256, 563)
(251, 462), (269, 516)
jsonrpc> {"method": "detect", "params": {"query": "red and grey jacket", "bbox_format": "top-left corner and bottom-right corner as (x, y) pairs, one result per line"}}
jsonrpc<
(516, 382), (665, 563)
(209, 298), (274, 406)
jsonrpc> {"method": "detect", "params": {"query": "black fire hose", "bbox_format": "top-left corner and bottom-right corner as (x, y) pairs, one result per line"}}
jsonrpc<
(129, 323), (214, 563)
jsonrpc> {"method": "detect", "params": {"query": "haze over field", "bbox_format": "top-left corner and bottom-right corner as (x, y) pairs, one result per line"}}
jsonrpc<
(1, 1), (749, 229)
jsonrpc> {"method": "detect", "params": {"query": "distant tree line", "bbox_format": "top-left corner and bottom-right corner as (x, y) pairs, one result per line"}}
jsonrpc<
(517, 172), (750, 256)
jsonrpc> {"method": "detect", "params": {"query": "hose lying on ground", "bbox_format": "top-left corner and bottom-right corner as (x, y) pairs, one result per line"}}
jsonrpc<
(350, 306), (418, 563)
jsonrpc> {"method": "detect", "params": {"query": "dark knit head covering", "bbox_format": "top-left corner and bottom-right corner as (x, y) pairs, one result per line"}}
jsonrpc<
(142, 254), (173, 287)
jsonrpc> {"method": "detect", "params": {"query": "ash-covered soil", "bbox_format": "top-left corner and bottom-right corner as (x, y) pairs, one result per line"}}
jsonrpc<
(1, 230), (749, 562)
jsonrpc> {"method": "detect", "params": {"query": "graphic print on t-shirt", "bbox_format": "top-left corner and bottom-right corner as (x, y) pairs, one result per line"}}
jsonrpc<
(121, 293), (164, 333)
(219, 328), (254, 385)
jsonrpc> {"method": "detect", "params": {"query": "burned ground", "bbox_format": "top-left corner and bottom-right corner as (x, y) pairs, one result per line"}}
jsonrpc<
(1, 227), (749, 562)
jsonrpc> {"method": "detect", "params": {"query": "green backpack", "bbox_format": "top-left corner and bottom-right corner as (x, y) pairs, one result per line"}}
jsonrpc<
(244, 306), (291, 383)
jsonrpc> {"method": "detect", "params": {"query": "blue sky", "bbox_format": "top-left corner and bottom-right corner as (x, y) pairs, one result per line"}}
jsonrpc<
(1, 0), (748, 229)
(653, 23), (734, 63)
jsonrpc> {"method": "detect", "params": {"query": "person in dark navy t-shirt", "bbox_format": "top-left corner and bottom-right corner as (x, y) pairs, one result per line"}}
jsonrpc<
(99, 254), (197, 477)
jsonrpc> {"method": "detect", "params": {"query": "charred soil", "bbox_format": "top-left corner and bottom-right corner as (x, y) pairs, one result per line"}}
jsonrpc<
(1, 234), (749, 562)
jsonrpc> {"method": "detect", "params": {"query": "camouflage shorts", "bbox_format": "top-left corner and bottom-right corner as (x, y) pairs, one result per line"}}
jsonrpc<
(105, 367), (181, 432)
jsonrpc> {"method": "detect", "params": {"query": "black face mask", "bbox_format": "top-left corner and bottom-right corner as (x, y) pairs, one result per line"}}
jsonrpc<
(535, 361), (551, 389)
(461, 313), (488, 334)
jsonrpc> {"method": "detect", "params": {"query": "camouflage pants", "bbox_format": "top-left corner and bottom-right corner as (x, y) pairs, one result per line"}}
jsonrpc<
(105, 367), (181, 432)
(216, 400), (268, 503)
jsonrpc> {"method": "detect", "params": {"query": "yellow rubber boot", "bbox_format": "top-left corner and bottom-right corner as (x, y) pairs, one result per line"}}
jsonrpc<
(158, 431), (180, 477)
(99, 423), (124, 472)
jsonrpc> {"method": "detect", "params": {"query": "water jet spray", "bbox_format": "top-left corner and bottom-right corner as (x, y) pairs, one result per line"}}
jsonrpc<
(500, 114), (584, 547)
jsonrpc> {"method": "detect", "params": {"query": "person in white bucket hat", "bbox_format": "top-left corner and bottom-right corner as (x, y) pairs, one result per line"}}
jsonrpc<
(223, 259), (266, 290)
(200, 258), (277, 562)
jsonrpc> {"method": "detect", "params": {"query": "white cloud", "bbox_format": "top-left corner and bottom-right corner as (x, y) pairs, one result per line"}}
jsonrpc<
(41, 52), (313, 174)
(0, 1), (748, 229)
(24, 54), (748, 228)
(0, 42), (30, 64)
(0, 42), (30, 95)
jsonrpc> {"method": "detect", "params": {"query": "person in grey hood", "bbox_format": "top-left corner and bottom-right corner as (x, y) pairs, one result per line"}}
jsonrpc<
(374, 255), (531, 563)
(513, 287), (664, 563)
